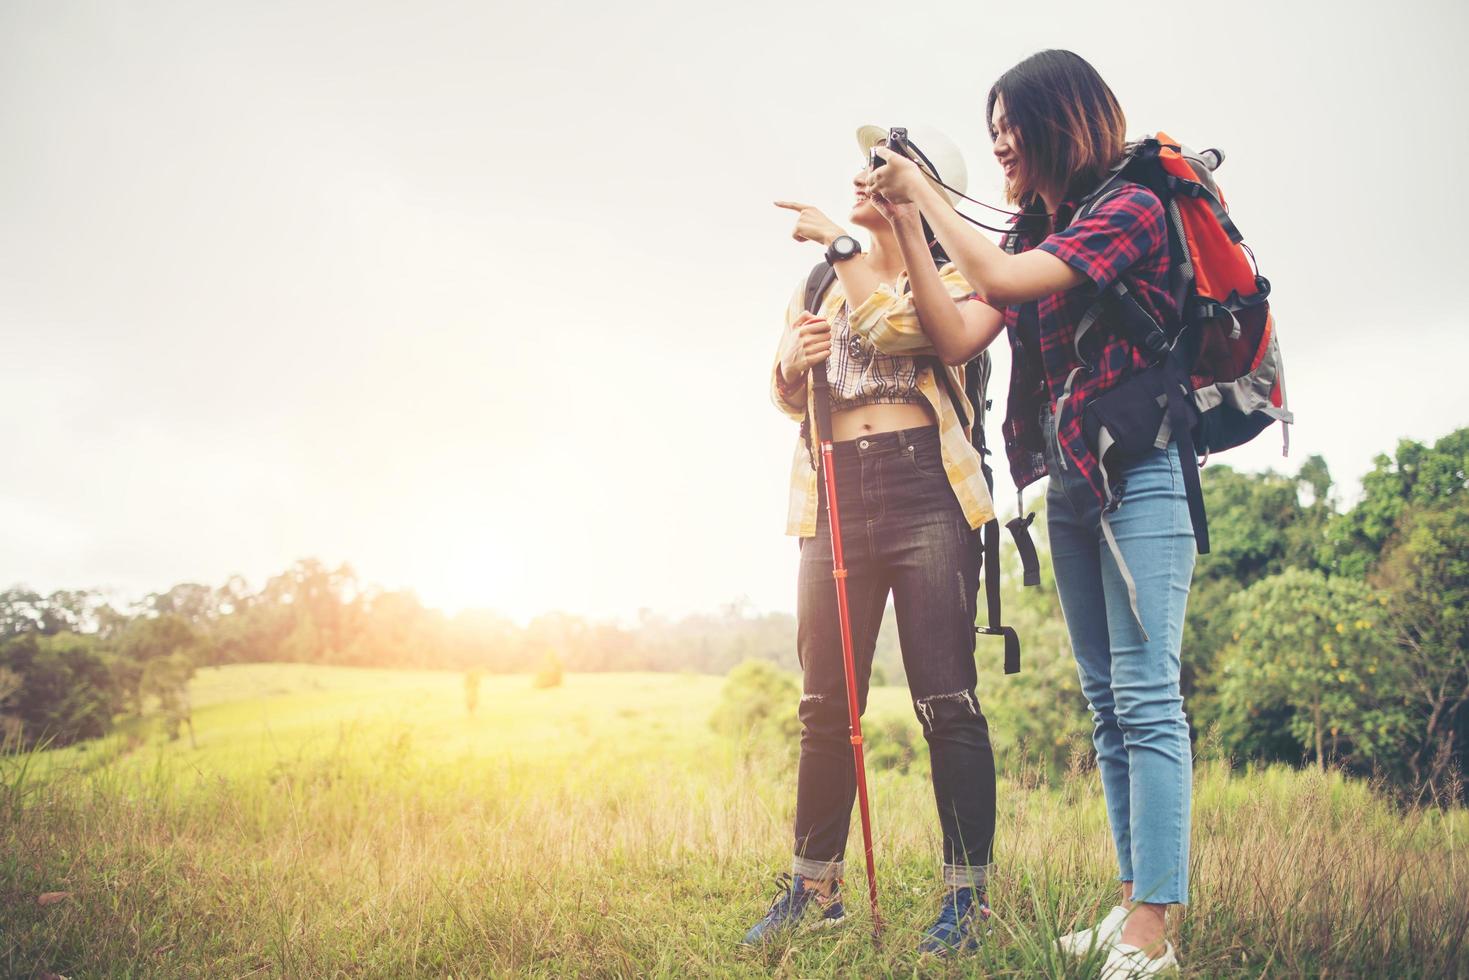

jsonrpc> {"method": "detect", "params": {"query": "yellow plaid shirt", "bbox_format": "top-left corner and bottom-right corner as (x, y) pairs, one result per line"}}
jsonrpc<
(772, 264), (996, 537)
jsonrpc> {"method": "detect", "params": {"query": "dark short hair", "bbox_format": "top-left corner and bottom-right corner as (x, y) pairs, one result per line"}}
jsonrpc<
(987, 50), (1127, 205)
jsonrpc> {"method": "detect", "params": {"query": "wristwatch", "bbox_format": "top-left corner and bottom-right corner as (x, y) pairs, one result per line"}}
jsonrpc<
(825, 235), (862, 264)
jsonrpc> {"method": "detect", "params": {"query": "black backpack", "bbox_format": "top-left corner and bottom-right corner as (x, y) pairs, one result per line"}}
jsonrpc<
(800, 262), (1038, 675)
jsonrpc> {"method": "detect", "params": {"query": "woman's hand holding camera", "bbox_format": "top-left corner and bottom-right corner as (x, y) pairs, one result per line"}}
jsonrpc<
(773, 201), (845, 246)
(778, 312), (832, 388)
(866, 146), (929, 207)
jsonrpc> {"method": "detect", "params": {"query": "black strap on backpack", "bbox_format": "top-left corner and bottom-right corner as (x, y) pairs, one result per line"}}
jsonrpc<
(956, 355), (1041, 588)
(1096, 295), (1210, 554)
(801, 261), (839, 327)
(933, 357), (1034, 676)
(1074, 178), (1212, 554)
(1163, 350), (1209, 552)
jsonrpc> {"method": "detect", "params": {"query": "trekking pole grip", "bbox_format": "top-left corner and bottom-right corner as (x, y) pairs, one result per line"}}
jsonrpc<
(810, 361), (833, 445)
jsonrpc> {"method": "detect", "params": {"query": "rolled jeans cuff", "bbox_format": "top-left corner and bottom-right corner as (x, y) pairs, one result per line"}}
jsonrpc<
(792, 854), (843, 882)
(943, 862), (989, 890)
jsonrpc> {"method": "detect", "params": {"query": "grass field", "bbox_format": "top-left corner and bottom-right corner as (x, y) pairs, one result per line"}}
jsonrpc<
(2, 664), (1467, 978)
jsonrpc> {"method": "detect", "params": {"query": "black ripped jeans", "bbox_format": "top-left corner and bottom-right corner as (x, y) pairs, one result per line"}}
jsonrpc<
(791, 425), (997, 889)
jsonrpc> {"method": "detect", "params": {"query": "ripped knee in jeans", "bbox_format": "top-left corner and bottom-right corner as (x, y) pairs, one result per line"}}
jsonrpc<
(798, 691), (850, 736)
(914, 689), (980, 734)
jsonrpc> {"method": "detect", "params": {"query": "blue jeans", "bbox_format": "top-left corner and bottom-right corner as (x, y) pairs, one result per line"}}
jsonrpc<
(792, 425), (996, 889)
(1042, 409), (1195, 905)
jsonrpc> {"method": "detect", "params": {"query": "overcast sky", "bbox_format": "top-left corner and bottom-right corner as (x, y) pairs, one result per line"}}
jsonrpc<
(2, 0), (1465, 622)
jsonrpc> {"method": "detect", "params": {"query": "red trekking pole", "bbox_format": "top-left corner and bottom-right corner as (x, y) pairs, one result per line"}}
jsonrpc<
(808, 359), (882, 938)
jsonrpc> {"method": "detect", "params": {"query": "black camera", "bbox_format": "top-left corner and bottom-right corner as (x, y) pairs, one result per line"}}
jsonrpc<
(870, 126), (909, 169)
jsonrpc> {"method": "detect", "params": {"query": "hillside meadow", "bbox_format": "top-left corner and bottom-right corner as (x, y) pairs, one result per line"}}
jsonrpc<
(2, 664), (1466, 978)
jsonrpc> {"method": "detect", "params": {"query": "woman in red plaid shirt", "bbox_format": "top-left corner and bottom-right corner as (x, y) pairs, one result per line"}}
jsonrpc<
(871, 50), (1194, 977)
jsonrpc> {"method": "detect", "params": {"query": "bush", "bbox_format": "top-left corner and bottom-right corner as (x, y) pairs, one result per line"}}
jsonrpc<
(710, 659), (799, 748)
(464, 669), (483, 714)
(865, 715), (924, 773)
(531, 652), (563, 689)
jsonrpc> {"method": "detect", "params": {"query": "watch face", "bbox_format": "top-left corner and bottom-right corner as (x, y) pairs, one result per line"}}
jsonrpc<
(834, 237), (857, 257)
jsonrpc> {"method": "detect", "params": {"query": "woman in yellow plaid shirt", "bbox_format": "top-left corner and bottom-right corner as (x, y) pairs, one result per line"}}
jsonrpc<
(740, 126), (1008, 956)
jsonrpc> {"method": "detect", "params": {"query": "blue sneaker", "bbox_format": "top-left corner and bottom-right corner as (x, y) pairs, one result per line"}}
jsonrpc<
(918, 886), (990, 956)
(739, 873), (846, 947)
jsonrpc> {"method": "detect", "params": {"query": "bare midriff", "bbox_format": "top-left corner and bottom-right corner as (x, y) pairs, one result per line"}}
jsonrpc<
(829, 400), (936, 442)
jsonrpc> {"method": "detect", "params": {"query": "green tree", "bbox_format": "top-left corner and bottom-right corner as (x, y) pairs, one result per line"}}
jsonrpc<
(260, 560), (361, 662)
(0, 589), (46, 638)
(279, 612), (323, 665)
(141, 653), (198, 746)
(112, 615), (200, 715)
(0, 665), (23, 743)
(1370, 498), (1469, 800)
(147, 583), (220, 626)
(1215, 568), (1410, 771)
(0, 588), (109, 638)
(1185, 460), (1332, 727)
(0, 632), (119, 746)
(1321, 430), (1468, 577)
(339, 588), (445, 668)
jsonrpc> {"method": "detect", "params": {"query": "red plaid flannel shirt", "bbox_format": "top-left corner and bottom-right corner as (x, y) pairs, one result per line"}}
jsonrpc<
(999, 182), (1176, 506)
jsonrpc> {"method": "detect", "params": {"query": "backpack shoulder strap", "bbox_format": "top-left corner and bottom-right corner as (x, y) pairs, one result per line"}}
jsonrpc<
(803, 261), (837, 315)
(1076, 180), (1134, 222)
(1073, 173), (1173, 363)
(930, 359), (972, 435)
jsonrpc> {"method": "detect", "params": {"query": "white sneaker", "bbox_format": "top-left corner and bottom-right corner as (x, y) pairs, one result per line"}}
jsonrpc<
(1101, 941), (1178, 978)
(1057, 905), (1128, 957)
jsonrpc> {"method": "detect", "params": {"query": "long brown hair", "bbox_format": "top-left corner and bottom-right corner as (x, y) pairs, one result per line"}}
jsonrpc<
(987, 50), (1126, 207)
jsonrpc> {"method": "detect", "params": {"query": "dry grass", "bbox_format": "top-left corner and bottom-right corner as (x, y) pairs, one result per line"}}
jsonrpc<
(1, 665), (1465, 978)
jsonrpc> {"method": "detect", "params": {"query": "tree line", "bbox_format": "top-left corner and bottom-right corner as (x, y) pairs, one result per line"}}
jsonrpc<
(973, 429), (1468, 804)
(2, 428), (1465, 800)
(0, 564), (799, 749)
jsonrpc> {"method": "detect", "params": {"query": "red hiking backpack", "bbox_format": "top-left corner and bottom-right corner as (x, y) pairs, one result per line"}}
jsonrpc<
(1074, 133), (1293, 554)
